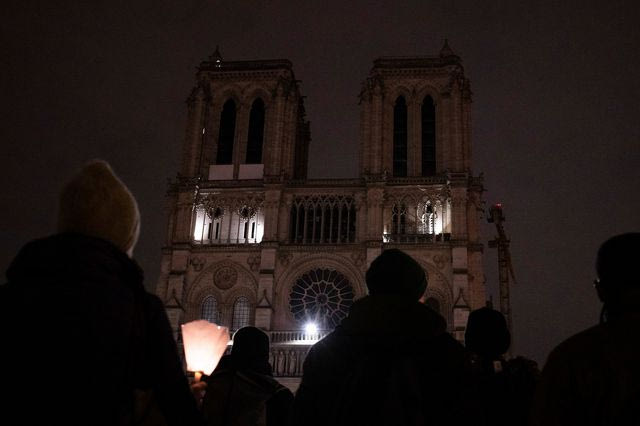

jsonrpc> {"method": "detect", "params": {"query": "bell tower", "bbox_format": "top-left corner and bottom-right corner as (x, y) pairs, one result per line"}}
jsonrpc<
(359, 40), (472, 178)
(179, 47), (310, 181)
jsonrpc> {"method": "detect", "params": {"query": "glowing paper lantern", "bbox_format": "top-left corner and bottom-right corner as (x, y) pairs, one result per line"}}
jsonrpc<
(181, 320), (230, 380)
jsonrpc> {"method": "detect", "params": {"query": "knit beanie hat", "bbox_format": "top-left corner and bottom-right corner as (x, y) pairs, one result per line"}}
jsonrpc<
(365, 249), (427, 300)
(57, 160), (140, 256)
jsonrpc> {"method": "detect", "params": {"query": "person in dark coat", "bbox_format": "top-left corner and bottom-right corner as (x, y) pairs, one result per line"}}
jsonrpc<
(531, 233), (640, 426)
(291, 249), (473, 426)
(0, 160), (203, 426)
(201, 326), (293, 426)
(464, 307), (539, 426)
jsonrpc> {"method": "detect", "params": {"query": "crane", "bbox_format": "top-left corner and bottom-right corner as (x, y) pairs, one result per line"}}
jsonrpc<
(487, 203), (517, 343)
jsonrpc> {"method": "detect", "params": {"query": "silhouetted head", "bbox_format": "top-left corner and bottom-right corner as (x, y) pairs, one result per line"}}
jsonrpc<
(57, 160), (140, 257)
(595, 233), (640, 317)
(366, 249), (427, 301)
(465, 307), (511, 360)
(231, 326), (270, 367)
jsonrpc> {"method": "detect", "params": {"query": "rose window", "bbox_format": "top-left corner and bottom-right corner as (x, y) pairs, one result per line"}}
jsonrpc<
(289, 268), (355, 329)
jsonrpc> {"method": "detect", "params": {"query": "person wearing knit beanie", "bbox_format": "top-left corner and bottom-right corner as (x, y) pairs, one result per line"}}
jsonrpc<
(365, 248), (427, 300)
(57, 160), (140, 257)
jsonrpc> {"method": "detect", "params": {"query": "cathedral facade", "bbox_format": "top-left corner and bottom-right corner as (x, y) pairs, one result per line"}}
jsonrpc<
(156, 43), (486, 384)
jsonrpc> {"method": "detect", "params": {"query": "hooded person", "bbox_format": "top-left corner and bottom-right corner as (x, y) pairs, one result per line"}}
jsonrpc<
(531, 233), (640, 426)
(201, 326), (293, 426)
(291, 249), (472, 426)
(0, 160), (203, 426)
(464, 307), (539, 426)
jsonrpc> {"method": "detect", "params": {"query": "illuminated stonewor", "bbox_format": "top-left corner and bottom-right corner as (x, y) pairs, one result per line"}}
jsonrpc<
(156, 42), (486, 390)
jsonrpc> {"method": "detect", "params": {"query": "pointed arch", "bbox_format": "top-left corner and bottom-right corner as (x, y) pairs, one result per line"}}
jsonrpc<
(216, 99), (236, 164)
(201, 295), (220, 324)
(246, 98), (265, 164)
(231, 296), (251, 330)
(393, 96), (408, 177)
(421, 95), (436, 176)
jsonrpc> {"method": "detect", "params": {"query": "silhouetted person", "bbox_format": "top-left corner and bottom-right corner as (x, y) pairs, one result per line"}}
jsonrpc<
(201, 326), (293, 426)
(0, 160), (203, 426)
(291, 249), (472, 426)
(465, 307), (539, 426)
(531, 233), (640, 426)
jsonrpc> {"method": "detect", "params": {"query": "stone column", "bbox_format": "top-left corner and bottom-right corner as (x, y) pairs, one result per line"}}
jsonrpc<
(277, 193), (293, 243)
(371, 86), (384, 174)
(181, 89), (205, 177)
(449, 186), (468, 241)
(267, 89), (286, 176)
(256, 246), (277, 330)
(366, 186), (385, 241)
(262, 188), (282, 242)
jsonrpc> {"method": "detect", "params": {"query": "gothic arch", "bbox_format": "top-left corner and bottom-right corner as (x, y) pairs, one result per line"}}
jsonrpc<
(223, 285), (258, 306)
(386, 85), (413, 106)
(187, 286), (224, 323)
(245, 97), (266, 164)
(187, 260), (257, 303)
(415, 258), (454, 327)
(243, 86), (273, 109)
(415, 85), (442, 106)
(186, 259), (258, 324)
(224, 286), (258, 328)
(275, 253), (366, 325)
(215, 84), (243, 109)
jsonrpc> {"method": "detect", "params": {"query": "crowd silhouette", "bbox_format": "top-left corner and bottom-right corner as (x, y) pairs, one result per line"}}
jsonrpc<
(0, 160), (637, 425)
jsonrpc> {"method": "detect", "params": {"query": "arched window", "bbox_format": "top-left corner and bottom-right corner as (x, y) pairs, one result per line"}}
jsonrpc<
(421, 96), (436, 176)
(201, 295), (219, 324)
(391, 203), (408, 235)
(216, 99), (236, 164)
(246, 98), (265, 164)
(393, 96), (408, 177)
(288, 196), (356, 244)
(425, 297), (441, 314)
(232, 296), (251, 330)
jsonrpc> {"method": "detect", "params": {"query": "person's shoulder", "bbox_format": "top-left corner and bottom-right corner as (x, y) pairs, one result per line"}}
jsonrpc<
(550, 323), (605, 358)
(142, 291), (165, 309)
(506, 355), (541, 381)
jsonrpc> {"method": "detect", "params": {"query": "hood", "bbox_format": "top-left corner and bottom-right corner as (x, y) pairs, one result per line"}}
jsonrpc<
(5, 233), (144, 293)
(213, 353), (273, 377)
(339, 294), (448, 343)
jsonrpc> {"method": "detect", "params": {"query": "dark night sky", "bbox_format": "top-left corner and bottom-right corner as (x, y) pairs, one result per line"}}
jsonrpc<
(2, 1), (639, 364)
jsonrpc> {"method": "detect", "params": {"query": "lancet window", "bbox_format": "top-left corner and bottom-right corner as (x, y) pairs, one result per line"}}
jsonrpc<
(216, 99), (236, 164)
(192, 195), (264, 244)
(231, 296), (251, 330)
(393, 96), (408, 177)
(422, 96), (436, 176)
(289, 196), (356, 244)
(246, 98), (265, 164)
(201, 295), (220, 324)
(384, 196), (451, 243)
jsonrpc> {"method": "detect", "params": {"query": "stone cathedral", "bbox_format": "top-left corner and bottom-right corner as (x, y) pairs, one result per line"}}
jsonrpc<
(156, 42), (486, 387)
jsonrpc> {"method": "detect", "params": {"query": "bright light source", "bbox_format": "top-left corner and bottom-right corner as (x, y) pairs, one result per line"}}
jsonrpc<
(305, 322), (318, 334)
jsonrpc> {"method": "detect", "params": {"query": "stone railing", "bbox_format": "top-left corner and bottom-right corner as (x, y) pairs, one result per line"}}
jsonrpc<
(268, 345), (312, 377)
(269, 330), (330, 344)
(382, 232), (451, 244)
(267, 330), (331, 377)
